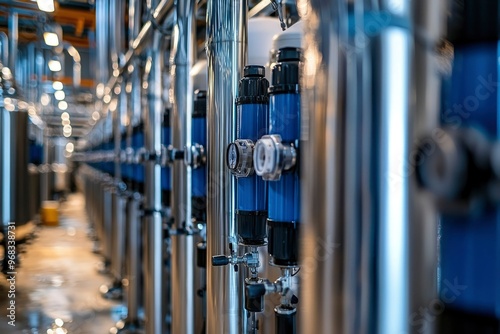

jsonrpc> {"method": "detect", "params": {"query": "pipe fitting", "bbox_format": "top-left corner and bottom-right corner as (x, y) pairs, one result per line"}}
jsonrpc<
(185, 143), (206, 169)
(253, 135), (297, 181)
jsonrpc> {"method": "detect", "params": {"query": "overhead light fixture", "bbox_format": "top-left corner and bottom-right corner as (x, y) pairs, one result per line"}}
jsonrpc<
(52, 81), (63, 91)
(36, 0), (55, 13)
(58, 101), (68, 110)
(61, 111), (69, 120)
(54, 90), (65, 101)
(43, 32), (59, 46)
(48, 59), (61, 72)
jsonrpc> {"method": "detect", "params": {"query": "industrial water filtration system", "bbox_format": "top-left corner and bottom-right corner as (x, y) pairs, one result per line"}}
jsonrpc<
(6, 0), (500, 333)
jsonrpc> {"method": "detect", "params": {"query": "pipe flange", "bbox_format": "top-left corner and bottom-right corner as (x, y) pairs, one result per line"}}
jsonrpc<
(185, 143), (206, 169)
(253, 135), (296, 181)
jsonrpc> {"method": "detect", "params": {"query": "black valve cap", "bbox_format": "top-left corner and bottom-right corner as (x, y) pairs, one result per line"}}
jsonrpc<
(244, 65), (265, 78)
(246, 283), (267, 299)
(291, 294), (299, 304)
(174, 150), (184, 160)
(197, 241), (207, 268)
(212, 255), (229, 266)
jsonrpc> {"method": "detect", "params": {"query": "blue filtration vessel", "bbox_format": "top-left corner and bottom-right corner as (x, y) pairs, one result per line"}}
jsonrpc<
(192, 90), (207, 222)
(162, 110), (171, 205)
(438, 0), (500, 330)
(131, 124), (145, 192)
(267, 48), (301, 266)
(228, 65), (269, 245)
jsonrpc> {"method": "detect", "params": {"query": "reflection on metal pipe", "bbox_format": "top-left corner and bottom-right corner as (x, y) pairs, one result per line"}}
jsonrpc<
(143, 29), (166, 334)
(299, 1), (349, 331)
(0, 32), (8, 65)
(8, 12), (17, 78)
(206, 0), (247, 333)
(169, 0), (197, 333)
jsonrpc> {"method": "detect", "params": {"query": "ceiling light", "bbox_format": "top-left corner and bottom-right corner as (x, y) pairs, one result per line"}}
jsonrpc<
(92, 111), (100, 121)
(48, 59), (61, 72)
(61, 111), (69, 120)
(43, 32), (59, 46)
(65, 142), (74, 153)
(58, 101), (68, 110)
(36, 0), (55, 13)
(54, 90), (65, 100)
(62, 119), (70, 126)
(52, 81), (63, 90)
(40, 93), (50, 106)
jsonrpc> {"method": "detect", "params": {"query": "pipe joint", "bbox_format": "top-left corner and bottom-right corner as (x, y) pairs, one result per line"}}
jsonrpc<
(254, 135), (298, 181)
(185, 143), (206, 169)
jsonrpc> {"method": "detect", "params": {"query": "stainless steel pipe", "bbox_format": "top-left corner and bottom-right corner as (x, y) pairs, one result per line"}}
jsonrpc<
(298, 1), (349, 332)
(143, 29), (166, 334)
(408, 1), (446, 333)
(8, 12), (17, 77)
(125, 193), (142, 325)
(169, 0), (197, 332)
(206, 0), (247, 332)
(0, 32), (8, 65)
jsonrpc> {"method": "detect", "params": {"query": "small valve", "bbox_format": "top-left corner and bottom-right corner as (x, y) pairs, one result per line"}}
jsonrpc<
(270, 0), (286, 30)
(227, 139), (255, 177)
(185, 143), (206, 169)
(253, 135), (296, 181)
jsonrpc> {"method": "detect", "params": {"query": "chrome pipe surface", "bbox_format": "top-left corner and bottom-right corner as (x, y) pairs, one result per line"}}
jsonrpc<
(96, 0), (109, 84)
(298, 1), (348, 332)
(206, 0), (247, 333)
(170, 0), (197, 332)
(142, 213), (164, 333)
(143, 30), (166, 334)
(408, 1), (446, 333)
(0, 32), (8, 65)
(126, 194), (141, 322)
(8, 12), (17, 77)
(111, 191), (126, 281)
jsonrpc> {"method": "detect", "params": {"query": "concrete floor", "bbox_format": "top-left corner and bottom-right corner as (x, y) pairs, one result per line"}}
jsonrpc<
(0, 193), (124, 334)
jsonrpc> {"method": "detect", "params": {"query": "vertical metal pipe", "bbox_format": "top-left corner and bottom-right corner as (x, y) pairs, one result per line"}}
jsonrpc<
(1, 99), (12, 225)
(408, 1), (446, 333)
(0, 32), (8, 66)
(126, 193), (141, 323)
(96, 0), (109, 85)
(143, 30), (165, 334)
(298, 1), (349, 332)
(8, 12), (17, 77)
(170, 0), (196, 332)
(206, 0), (247, 332)
(109, 0), (124, 77)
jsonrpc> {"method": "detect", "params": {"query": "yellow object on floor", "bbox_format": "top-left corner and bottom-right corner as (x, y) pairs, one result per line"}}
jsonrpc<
(41, 200), (59, 226)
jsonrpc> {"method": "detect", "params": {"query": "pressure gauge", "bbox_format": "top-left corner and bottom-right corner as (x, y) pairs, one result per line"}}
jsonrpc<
(227, 143), (239, 170)
(226, 139), (255, 177)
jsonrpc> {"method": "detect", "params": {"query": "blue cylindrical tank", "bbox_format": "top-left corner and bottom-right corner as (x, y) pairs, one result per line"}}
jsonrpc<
(162, 110), (171, 205)
(232, 65), (269, 245)
(131, 124), (144, 191)
(267, 48), (301, 266)
(192, 90), (207, 222)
